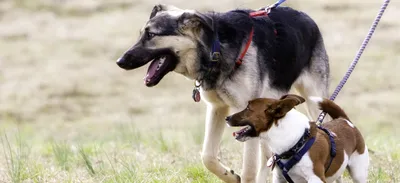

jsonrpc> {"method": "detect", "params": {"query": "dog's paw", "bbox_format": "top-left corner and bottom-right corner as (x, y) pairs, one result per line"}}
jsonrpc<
(236, 174), (241, 183)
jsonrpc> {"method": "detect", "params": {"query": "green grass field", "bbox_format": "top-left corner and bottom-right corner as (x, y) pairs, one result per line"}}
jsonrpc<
(0, 0), (399, 182)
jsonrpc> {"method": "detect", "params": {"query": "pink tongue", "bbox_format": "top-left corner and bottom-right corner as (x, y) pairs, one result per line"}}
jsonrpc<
(146, 59), (160, 81)
(233, 127), (247, 137)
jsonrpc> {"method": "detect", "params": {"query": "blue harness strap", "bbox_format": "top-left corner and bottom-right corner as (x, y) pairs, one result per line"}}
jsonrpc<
(210, 19), (221, 63)
(275, 137), (316, 183)
(318, 126), (337, 173)
(273, 127), (336, 183)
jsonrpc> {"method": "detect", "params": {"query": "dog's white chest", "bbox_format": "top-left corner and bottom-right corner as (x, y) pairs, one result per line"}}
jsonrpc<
(284, 153), (314, 182)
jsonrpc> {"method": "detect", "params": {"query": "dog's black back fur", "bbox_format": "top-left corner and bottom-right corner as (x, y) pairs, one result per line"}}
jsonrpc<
(200, 7), (321, 91)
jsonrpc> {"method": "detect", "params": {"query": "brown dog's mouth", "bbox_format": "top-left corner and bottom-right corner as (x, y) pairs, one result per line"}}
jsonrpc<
(233, 125), (256, 142)
(144, 54), (177, 87)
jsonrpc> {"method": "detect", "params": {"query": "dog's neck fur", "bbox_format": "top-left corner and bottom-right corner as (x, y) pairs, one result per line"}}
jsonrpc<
(196, 10), (264, 90)
(260, 109), (310, 154)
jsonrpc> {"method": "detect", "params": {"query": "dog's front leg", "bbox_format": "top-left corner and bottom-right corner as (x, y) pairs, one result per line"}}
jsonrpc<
(271, 169), (286, 183)
(256, 140), (271, 183)
(202, 104), (240, 183)
(241, 138), (260, 183)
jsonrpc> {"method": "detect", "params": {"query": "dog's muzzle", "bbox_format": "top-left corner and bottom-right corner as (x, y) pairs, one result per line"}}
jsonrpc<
(116, 46), (178, 87)
(116, 46), (155, 70)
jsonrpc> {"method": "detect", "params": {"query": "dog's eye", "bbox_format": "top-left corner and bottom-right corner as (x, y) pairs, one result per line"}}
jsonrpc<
(147, 32), (156, 39)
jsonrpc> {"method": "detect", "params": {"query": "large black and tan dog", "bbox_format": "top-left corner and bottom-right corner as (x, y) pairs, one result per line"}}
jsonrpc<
(117, 4), (329, 183)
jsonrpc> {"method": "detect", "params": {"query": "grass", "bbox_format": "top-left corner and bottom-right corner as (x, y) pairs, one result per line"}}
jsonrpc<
(0, 0), (399, 182)
(79, 145), (96, 176)
(2, 134), (26, 183)
(51, 142), (72, 171)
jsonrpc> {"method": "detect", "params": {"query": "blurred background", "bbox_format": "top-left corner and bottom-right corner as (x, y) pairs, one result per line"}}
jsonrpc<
(0, 0), (399, 182)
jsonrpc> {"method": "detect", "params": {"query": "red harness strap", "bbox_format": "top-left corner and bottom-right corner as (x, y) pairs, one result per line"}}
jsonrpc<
(236, 10), (276, 68)
(249, 10), (268, 17)
(235, 28), (254, 67)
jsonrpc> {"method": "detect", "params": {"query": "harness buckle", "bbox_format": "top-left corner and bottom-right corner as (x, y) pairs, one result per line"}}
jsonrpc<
(211, 52), (221, 62)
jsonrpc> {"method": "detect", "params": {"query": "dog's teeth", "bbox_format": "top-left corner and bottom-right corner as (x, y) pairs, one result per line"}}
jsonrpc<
(158, 57), (166, 65)
(244, 126), (251, 132)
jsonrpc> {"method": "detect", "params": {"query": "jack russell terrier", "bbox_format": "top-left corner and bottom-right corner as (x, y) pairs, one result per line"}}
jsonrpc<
(226, 94), (369, 183)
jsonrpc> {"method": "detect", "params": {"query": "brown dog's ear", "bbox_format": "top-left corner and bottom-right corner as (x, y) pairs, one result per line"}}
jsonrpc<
(279, 94), (306, 102)
(178, 11), (213, 33)
(271, 94), (305, 118)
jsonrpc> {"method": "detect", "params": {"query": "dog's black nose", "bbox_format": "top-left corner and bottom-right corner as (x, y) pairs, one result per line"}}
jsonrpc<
(225, 116), (231, 121)
(116, 57), (129, 68)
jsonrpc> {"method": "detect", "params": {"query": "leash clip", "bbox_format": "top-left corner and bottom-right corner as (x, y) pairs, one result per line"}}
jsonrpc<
(211, 52), (221, 62)
(264, 6), (273, 14)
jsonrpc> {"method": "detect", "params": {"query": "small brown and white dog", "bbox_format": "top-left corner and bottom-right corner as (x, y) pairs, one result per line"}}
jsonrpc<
(226, 94), (369, 183)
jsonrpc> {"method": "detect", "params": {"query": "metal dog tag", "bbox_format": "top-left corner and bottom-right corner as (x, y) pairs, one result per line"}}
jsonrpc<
(192, 88), (201, 102)
(267, 157), (276, 171)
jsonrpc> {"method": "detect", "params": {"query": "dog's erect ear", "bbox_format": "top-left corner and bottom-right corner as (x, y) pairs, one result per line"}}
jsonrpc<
(149, 4), (180, 19)
(150, 4), (164, 19)
(270, 94), (305, 118)
(178, 12), (213, 33)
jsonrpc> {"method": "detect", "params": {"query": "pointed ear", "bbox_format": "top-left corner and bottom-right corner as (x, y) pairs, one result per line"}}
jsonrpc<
(178, 11), (213, 33)
(149, 4), (180, 19)
(272, 94), (305, 118)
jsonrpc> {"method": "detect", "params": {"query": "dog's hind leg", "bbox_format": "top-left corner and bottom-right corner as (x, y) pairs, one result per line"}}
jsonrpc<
(347, 146), (369, 183)
(201, 104), (241, 183)
(295, 36), (330, 121)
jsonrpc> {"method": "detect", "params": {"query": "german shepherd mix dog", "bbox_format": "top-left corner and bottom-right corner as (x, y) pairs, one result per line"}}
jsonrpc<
(117, 4), (329, 183)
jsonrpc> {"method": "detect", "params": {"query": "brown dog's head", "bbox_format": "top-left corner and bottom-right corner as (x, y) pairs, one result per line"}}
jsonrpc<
(226, 94), (305, 142)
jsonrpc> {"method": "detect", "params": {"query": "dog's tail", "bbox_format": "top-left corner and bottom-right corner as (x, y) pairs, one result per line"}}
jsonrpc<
(309, 96), (350, 121)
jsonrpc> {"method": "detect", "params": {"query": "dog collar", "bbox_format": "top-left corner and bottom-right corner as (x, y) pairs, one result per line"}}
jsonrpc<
(210, 19), (221, 62)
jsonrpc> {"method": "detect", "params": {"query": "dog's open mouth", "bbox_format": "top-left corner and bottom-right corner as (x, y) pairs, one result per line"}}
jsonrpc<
(144, 54), (177, 87)
(233, 125), (255, 142)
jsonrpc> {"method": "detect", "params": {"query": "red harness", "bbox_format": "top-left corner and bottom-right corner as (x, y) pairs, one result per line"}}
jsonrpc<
(235, 28), (254, 68)
(192, 10), (275, 102)
(236, 10), (275, 68)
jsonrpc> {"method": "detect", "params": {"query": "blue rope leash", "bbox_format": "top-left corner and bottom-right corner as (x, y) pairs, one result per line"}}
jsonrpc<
(317, 0), (391, 124)
(271, 0), (286, 8)
(258, 0), (286, 13)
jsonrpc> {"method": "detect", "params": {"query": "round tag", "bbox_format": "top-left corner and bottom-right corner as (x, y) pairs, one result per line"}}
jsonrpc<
(267, 157), (274, 167)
